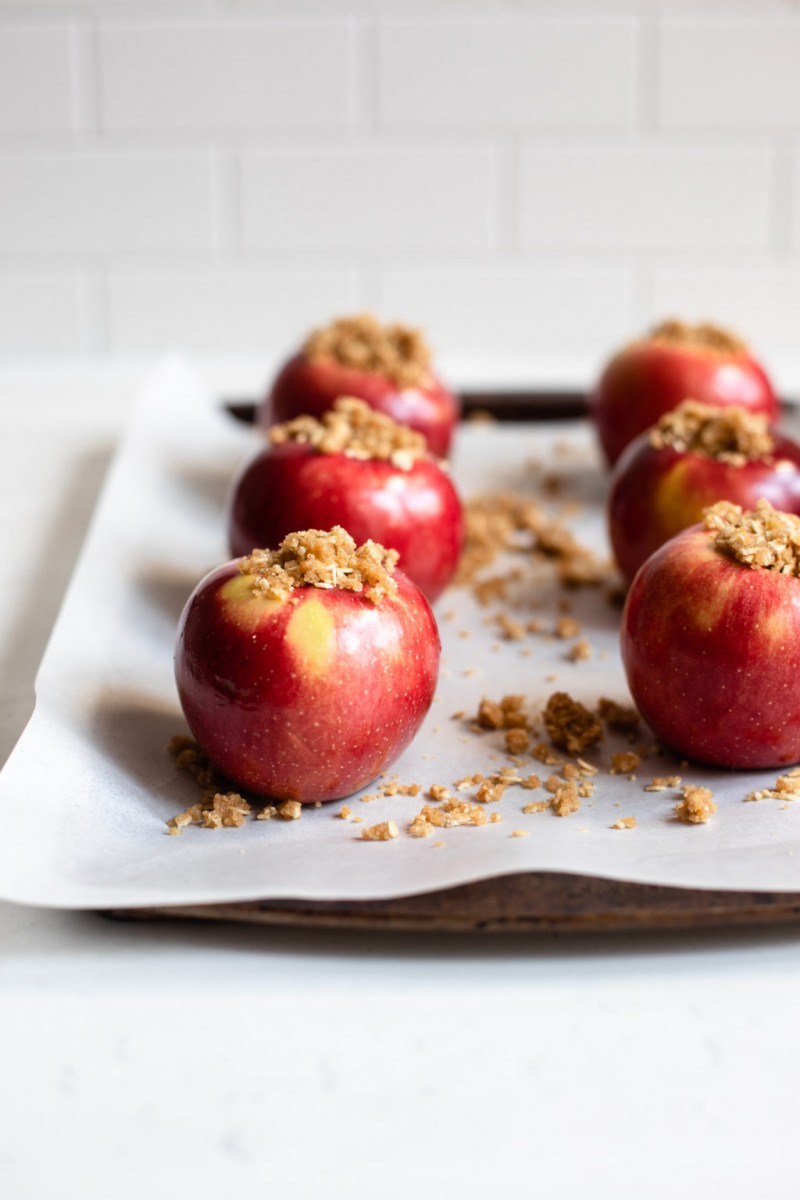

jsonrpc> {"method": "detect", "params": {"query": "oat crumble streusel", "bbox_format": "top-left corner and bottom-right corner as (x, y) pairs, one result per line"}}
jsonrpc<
(269, 395), (429, 470)
(646, 318), (746, 356)
(239, 526), (399, 603)
(648, 400), (774, 466)
(303, 313), (432, 389)
(704, 499), (800, 576)
(543, 692), (603, 756)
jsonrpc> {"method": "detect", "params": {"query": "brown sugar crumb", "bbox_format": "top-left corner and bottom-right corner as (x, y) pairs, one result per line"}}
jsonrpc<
(240, 526), (399, 603)
(645, 775), (682, 792)
(522, 800), (549, 814)
(380, 781), (421, 798)
(649, 399), (774, 466)
(276, 799), (302, 821)
(360, 819), (399, 841)
(611, 816), (637, 830)
(337, 805), (352, 819)
(454, 772), (486, 791)
(477, 693), (530, 731)
(496, 612), (527, 641)
(167, 791), (252, 834)
(475, 779), (508, 804)
(427, 783), (451, 802)
(489, 812), (503, 824)
(704, 499), (800, 576)
(675, 785), (717, 825)
(543, 692), (603, 756)
(531, 741), (563, 767)
(412, 799), (487, 831)
(551, 783), (581, 817)
(554, 615), (582, 639)
(746, 767), (800, 802)
(409, 814), (434, 838)
(610, 751), (641, 776)
(647, 317), (746, 356)
(167, 737), (255, 834)
(505, 728), (530, 755)
(597, 697), (641, 737)
(270, 396), (428, 470)
(578, 780), (595, 799)
(511, 829), (530, 838)
(303, 312), (432, 389)
(567, 639), (592, 663)
(521, 773), (542, 790)
(256, 804), (278, 821)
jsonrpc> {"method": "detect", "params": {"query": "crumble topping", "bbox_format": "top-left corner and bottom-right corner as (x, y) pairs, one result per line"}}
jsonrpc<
(303, 312), (432, 389)
(597, 697), (641, 737)
(704, 499), (800, 576)
(550, 782), (581, 817)
(675, 785), (717, 825)
(543, 692), (603, 755)
(476, 694), (531, 731)
(239, 526), (399, 602)
(647, 318), (746, 356)
(611, 817), (637, 830)
(269, 395), (428, 470)
(410, 798), (488, 835)
(649, 400), (774, 466)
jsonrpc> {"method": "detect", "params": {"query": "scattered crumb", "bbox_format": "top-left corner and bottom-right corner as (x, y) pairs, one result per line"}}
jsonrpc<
(337, 805), (351, 819)
(597, 697), (641, 737)
(551, 783), (581, 817)
(544, 691), (603, 755)
(505, 728), (530, 755)
(522, 800), (549, 814)
(360, 820), (399, 841)
(511, 829), (531, 838)
(746, 768), (800, 802)
(675, 785), (717, 825)
(645, 775), (682, 792)
(277, 799), (302, 821)
(554, 615), (582, 639)
(610, 816), (637, 830)
(567, 639), (592, 662)
(610, 751), (641, 776)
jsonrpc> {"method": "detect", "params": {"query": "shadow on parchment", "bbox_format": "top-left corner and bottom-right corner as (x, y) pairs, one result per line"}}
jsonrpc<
(0, 446), (113, 770)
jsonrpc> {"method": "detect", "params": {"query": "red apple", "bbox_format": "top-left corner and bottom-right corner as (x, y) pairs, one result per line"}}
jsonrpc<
(609, 404), (800, 583)
(227, 407), (464, 604)
(175, 529), (441, 803)
(258, 314), (460, 457)
(621, 501), (800, 769)
(591, 319), (778, 467)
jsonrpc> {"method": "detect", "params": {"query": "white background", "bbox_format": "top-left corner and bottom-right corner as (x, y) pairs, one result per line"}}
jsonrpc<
(1, 0), (800, 372)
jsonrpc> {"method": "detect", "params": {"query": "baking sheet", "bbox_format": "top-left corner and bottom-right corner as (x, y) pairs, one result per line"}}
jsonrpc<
(1, 356), (799, 910)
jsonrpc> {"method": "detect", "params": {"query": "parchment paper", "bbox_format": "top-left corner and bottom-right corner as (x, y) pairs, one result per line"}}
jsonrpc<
(1, 356), (799, 910)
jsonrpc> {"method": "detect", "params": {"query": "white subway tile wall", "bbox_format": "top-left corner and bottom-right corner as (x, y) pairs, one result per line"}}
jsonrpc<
(0, 0), (798, 376)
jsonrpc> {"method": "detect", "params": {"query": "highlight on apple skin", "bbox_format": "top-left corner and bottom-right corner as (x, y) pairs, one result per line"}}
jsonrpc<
(175, 529), (441, 804)
(620, 500), (800, 770)
(228, 398), (464, 604)
(258, 313), (460, 458)
(608, 401), (800, 584)
(591, 318), (778, 468)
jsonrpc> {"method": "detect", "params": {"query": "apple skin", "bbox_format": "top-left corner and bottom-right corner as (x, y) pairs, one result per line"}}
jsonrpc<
(591, 338), (778, 467)
(621, 525), (800, 769)
(609, 433), (800, 584)
(227, 442), (464, 604)
(175, 561), (441, 803)
(259, 353), (460, 458)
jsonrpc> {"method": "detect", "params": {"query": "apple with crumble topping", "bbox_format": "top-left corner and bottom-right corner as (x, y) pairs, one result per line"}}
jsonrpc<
(591, 319), (778, 467)
(609, 401), (800, 583)
(175, 527), (441, 803)
(228, 397), (464, 603)
(258, 313), (460, 457)
(621, 499), (800, 769)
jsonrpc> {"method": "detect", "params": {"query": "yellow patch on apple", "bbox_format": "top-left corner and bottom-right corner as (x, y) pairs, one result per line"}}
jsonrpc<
(285, 595), (335, 676)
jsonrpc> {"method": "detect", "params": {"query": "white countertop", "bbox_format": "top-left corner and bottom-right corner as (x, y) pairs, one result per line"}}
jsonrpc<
(1, 360), (799, 1200)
